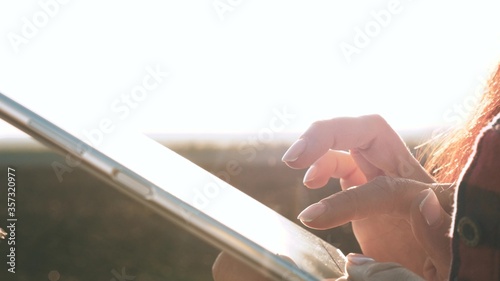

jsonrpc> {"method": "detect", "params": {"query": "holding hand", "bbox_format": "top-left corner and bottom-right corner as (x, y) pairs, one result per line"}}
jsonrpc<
(337, 253), (424, 281)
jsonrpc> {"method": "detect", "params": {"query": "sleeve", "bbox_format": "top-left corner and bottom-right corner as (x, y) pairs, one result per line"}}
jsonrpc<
(450, 113), (500, 281)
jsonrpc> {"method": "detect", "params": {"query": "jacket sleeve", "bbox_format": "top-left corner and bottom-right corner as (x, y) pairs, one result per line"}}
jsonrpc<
(450, 113), (500, 281)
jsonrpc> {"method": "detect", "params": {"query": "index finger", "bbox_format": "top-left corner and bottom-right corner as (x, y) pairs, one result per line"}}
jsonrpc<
(282, 115), (433, 183)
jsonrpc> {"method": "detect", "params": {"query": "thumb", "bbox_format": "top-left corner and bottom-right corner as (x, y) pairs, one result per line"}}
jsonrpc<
(411, 189), (452, 280)
(212, 252), (275, 281)
(345, 253), (424, 281)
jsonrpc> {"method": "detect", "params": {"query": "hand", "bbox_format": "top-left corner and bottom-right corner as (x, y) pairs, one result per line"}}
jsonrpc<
(281, 115), (433, 183)
(212, 252), (276, 281)
(213, 182), (453, 281)
(282, 115), (453, 280)
(213, 252), (343, 281)
(213, 252), (427, 281)
(335, 253), (425, 281)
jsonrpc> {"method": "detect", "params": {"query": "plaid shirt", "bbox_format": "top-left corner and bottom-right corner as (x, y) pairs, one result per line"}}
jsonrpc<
(450, 114), (500, 281)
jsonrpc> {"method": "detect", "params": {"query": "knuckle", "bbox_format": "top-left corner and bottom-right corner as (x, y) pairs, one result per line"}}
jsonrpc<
(364, 261), (400, 276)
(310, 119), (327, 128)
(370, 176), (422, 214)
(372, 176), (419, 191)
(361, 114), (389, 127)
(305, 119), (333, 147)
(364, 262), (417, 281)
(371, 176), (398, 191)
(308, 119), (330, 134)
(360, 114), (397, 139)
(370, 176), (399, 213)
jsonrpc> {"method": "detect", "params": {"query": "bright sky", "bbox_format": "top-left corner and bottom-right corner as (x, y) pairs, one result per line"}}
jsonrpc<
(1, 1), (500, 141)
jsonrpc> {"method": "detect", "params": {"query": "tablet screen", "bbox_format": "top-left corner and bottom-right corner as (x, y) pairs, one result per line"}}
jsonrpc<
(0, 93), (345, 280)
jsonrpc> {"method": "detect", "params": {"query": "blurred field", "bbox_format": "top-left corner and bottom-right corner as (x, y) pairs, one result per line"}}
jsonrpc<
(0, 136), (424, 281)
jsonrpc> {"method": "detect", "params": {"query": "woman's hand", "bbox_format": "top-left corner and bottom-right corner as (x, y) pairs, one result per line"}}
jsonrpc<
(282, 115), (453, 280)
(213, 252), (427, 281)
(212, 252), (276, 281)
(336, 253), (425, 281)
(281, 115), (433, 183)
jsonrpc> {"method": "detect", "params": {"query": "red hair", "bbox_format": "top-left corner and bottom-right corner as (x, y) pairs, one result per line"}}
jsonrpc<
(421, 63), (500, 183)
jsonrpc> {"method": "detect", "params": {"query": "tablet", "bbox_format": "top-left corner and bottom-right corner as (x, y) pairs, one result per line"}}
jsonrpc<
(0, 93), (346, 280)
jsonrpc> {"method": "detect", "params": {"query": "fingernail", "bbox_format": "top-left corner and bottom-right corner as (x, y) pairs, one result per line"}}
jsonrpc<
(282, 139), (307, 162)
(277, 254), (297, 266)
(297, 202), (326, 222)
(303, 165), (318, 184)
(419, 189), (442, 227)
(347, 253), (374, 265)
